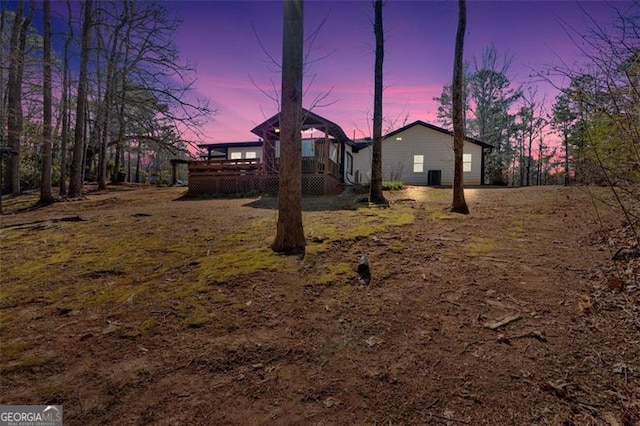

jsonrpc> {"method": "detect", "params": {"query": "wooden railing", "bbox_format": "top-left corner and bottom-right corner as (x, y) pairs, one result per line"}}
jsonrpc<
(189, 159), (264, 176)
(190, 156), (340, 179)
(269, 157), (340, 178)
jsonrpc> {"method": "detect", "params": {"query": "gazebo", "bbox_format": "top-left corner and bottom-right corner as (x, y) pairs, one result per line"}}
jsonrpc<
(187, 108), (355, 195)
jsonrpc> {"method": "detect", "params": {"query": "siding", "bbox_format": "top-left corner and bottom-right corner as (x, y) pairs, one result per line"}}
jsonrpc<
(352, 124), (484, 186)
(351, 145), (372, 184)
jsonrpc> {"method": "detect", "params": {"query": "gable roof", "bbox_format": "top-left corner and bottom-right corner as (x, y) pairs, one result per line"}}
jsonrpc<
(250, 108), (355, 146)
(383, 120), (493, 149)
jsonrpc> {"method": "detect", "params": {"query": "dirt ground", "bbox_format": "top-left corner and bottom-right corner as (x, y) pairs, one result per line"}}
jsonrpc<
(0, 185), (638, 425)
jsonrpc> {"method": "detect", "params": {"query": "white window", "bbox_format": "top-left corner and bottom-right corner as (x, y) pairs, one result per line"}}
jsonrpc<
(245, 151), (257, 159)
(330, 145), (338, 162)
(229, 152), (242, 160)
(275, 140), (280, 158)
(463, 153), (472, 172)
(302, 140), (315, 157)
(413, 155), (424, 173)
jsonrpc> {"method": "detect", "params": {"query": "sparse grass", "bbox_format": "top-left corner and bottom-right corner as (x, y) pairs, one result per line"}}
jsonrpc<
(463, 237), (498, 256)
(313, 262), (354, 285)
(305, 204), (414, 255)
(429, 209), (467, 221)
(0, 189), (417, 362)
(183, 305), (210, 328)
(0, 340), (35, 363)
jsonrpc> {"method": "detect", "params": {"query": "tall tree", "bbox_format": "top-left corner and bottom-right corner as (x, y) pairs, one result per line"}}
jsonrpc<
(6, 0), (33, 195)
(551, 92), (576, 186)
(38, 0), (53, 204)
(95, 3), (126, 189)
(68, 0), (92, 198)
(272, 0), (305, 255)
(434, 45), (520, 185)
(0, 1), (7, 147)
(449, 0), (469, 214)
(58, 0), (73, 196)
(369, 0), (387, 205)
(468, 48), (520, 185)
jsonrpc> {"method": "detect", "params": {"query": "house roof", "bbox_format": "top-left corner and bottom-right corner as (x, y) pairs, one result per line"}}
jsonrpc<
(383, 120), (493, 149)
(250, 108), (355, 146)
(198, 141), (263, 150)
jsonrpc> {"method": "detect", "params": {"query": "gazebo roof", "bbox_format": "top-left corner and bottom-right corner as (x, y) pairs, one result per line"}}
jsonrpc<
(250, 108), (354, 146)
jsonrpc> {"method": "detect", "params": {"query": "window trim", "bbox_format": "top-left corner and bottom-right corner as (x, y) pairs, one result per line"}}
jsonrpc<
(413, 154), (424, 173)
(463, 153), (472, 172)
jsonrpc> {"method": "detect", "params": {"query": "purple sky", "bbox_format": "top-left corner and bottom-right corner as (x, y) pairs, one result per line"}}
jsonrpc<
(170, 1), (632, 143)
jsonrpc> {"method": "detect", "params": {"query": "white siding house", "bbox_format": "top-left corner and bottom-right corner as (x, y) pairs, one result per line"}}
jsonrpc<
(352, 121), (492, 186)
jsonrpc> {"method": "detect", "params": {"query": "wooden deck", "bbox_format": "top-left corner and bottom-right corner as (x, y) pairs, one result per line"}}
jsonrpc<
(187, 158), (341, 196)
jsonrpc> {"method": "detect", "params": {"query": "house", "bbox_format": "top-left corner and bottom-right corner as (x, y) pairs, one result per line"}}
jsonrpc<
(351, 120), (493, 186)
(187, 114), (492, 196)
(188, 109), (358, 196)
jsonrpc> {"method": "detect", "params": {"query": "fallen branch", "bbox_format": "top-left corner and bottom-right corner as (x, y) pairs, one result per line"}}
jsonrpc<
(425, 412), (470, 424)
(484, 314), (521, 330)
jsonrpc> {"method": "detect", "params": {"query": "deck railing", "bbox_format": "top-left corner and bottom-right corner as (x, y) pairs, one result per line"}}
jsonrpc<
(267, 157), (340, 178)
(189, 159), (264, 176)
(190, 156), (340, 179)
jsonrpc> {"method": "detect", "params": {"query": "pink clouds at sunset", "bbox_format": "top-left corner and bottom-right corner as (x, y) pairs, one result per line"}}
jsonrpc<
(168, 0), (634, 144)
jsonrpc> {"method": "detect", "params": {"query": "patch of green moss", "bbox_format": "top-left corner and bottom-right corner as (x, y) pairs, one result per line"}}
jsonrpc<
(313, 262), (354, 285)
(429, 209), (466, 221)
(94, 285), (148, 306)
(0, 341), (35, 363)
(199, 247), (288, 284)
(388, 240), (406, 253)
(508, 223), (526, 239)
(1, 195), (39, 213)
(183, 304), (210, 328)
(463, 237), (498, 257)
(0, 356), (52, 374)
(141, 316), (156, 332)
(424, 189), (452, 201)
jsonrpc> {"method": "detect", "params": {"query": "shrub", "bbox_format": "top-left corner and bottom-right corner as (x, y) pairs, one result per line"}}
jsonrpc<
(382, 181), (404, 190)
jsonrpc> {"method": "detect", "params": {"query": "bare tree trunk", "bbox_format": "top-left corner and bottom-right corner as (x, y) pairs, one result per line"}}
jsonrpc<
(5, 1), (22, 194)
(59, 0), (73, 196)
(6, 0), (32, 195)
(563, 129), (569, 185)
(127, 149), (131, 182)
(0, 0), (7, 148)
(369, 0), (387, 205)
(272, 0), (305, 255)
(39, 0), (54, 204)
(68, 0), (92, 197)
(113, 2), (132, 184)
(526, 128), (533, 186)
(450, 0), (469, 214)
(98, 12), (126, 189)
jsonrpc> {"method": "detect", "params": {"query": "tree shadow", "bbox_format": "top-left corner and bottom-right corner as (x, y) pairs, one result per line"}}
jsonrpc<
(242, 195), (363, 212)
(174, 191), (367, 212)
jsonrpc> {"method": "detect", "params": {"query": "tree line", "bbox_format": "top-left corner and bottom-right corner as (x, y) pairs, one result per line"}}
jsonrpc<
(433, 1), (638, 192)
(1, 0), (212, 202)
